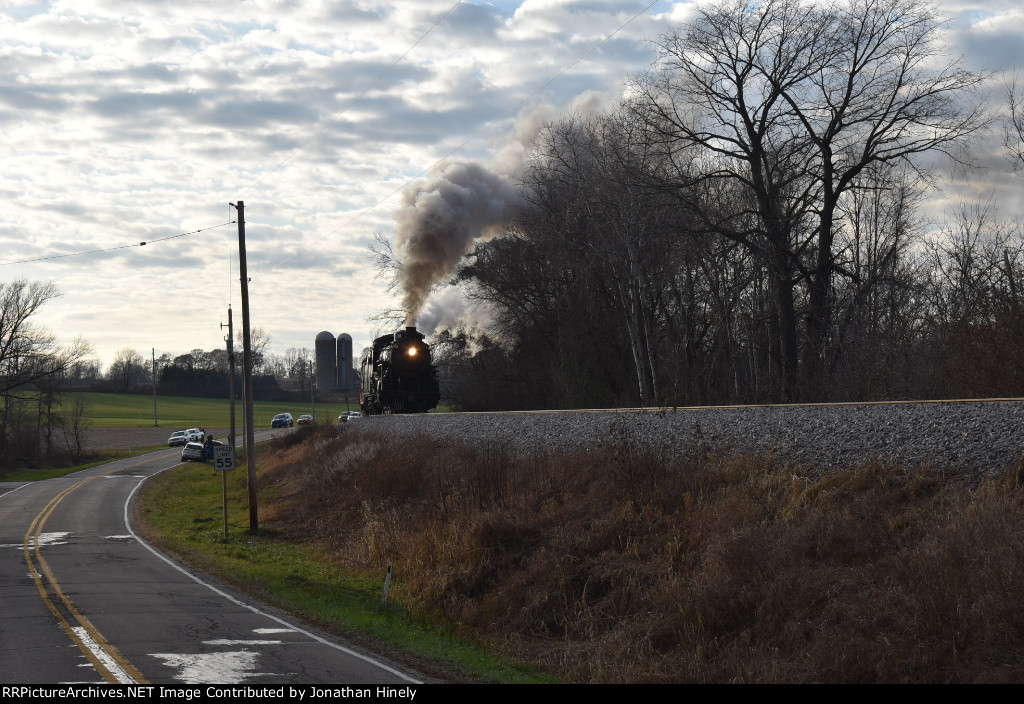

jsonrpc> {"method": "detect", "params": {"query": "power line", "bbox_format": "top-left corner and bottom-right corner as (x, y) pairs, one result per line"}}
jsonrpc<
(0, 221), (235, 267)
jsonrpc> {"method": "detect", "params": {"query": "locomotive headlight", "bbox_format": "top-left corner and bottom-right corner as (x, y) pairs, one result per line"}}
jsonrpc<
(407, 347), (418, 357)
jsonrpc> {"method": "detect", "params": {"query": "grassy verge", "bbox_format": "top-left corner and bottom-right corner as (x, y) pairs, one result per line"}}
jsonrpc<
(136, 441), (556, 684)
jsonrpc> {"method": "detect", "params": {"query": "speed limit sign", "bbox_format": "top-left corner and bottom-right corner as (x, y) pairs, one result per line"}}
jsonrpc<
(213, 445), (235, 471)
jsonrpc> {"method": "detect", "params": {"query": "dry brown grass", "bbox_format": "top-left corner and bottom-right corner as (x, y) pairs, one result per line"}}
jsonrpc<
(256, 423), (1024, 683)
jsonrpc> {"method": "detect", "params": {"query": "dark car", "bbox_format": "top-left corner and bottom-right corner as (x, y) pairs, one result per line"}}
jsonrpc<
(297, 414), (313, 425)
(271, 413), (294, 428)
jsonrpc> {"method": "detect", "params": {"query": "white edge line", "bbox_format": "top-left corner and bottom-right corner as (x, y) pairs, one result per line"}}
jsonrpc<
(0, 482), (31, 498)
(123, 464), (422, 685)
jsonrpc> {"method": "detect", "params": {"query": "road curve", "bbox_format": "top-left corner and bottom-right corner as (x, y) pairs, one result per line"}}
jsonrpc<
(0, 440), (425, 685)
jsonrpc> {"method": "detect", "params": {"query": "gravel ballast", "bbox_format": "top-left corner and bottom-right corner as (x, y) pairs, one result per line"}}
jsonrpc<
(358, 400), (1024, 474)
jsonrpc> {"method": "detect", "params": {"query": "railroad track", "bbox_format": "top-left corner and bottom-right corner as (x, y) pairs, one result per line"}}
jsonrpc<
(361, 398), (1024, 474)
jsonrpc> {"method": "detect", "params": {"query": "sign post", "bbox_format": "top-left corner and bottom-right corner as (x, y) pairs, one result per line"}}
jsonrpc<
(213, 445), (236, 538)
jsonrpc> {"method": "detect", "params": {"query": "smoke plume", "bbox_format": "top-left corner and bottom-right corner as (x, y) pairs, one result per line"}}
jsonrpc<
(394, 161), (519, 324)
(392, 96), (608, 327)
(416, 283), (493, 338)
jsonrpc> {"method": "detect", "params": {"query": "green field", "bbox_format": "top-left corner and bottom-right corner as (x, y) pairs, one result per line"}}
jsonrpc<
(68, 391), (361, 429)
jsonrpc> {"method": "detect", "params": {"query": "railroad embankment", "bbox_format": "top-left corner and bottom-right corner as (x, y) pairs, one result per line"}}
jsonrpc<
(252, 418), (1024, 683)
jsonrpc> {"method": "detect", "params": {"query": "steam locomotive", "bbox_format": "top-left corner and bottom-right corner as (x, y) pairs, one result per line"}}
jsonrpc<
(359, 326), (441, 415)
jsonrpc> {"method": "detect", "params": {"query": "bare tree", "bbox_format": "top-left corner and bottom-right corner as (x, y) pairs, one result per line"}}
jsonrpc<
(236, 326), (271, 374)
(1004, 71), (1024, 172)
(108, 347), (146, 392)
(923, 199), (1024, 396)
(830, 164), (926, 397)
(286, 347), (312, 391)
(67, 358), (102, 386)
(59, 395), (91, 462)
(521, 111), (682, 406)
(368, 230), (432, 335)
(926, 199), (1023, 325)
(632, 0), (824, 395)
(0, 279), (93, 463)
(633, 0), (987, 396)
(0, 280), (90, 395)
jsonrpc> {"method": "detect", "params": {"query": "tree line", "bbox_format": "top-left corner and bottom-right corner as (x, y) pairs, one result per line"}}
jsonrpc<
(430, 0), (1023, 410)
(91, 337), (313, 399)
(70, 338), (317, 400)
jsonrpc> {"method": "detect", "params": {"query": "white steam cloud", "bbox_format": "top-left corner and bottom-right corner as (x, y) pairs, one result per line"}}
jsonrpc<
(415, 284), (493, 339)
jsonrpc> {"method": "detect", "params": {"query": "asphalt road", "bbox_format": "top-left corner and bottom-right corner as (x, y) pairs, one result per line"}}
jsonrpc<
(0, 436), (424, 685)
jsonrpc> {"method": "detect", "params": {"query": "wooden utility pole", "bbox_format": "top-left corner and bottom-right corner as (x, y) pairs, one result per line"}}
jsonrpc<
(232, 201), (258, 532)
(221, 306), (236, 539)
(152, 348), (158, 426)
(221, 306), (236, 448)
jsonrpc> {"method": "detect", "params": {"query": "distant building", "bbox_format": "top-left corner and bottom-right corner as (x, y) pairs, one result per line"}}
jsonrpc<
(314, 330), (359, 395)
(338, 333), (353, 391)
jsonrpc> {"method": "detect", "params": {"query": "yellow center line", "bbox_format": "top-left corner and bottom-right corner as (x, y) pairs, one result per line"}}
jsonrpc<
(22, 454), (174, 684)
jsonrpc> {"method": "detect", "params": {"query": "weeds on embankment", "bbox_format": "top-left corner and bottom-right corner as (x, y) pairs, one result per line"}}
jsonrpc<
(254, 422), (1024, 683)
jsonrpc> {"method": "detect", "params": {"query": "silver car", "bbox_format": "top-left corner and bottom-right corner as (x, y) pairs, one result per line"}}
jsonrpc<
(181, 442), (205, 462)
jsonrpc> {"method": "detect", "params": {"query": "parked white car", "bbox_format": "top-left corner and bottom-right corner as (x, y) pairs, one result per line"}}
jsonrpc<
(169, 428), (205, 446)
(168, 430), (189, 446)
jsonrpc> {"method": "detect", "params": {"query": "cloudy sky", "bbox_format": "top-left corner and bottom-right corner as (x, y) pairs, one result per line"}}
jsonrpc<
(1, 0), (1022, 370)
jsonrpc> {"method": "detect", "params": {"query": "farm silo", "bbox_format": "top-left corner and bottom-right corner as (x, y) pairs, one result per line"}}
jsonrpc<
(315, 331), (337, 392)
(337, 333), (353, 391)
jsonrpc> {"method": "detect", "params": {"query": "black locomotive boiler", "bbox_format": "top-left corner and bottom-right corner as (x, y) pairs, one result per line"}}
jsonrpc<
(359, 326), (441, 415)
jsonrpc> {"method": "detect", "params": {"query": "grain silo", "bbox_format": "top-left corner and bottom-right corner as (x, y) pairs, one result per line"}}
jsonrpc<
(315, 331), (337, 392)
(337, 333), (353, 392)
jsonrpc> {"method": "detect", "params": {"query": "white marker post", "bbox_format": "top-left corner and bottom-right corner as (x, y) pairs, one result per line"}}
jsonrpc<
(383, 561), (393, 603)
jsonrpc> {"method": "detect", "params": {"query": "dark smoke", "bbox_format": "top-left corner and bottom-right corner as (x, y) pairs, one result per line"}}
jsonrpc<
(391, 97), (606, 327)
(394, 161), (519, 324)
